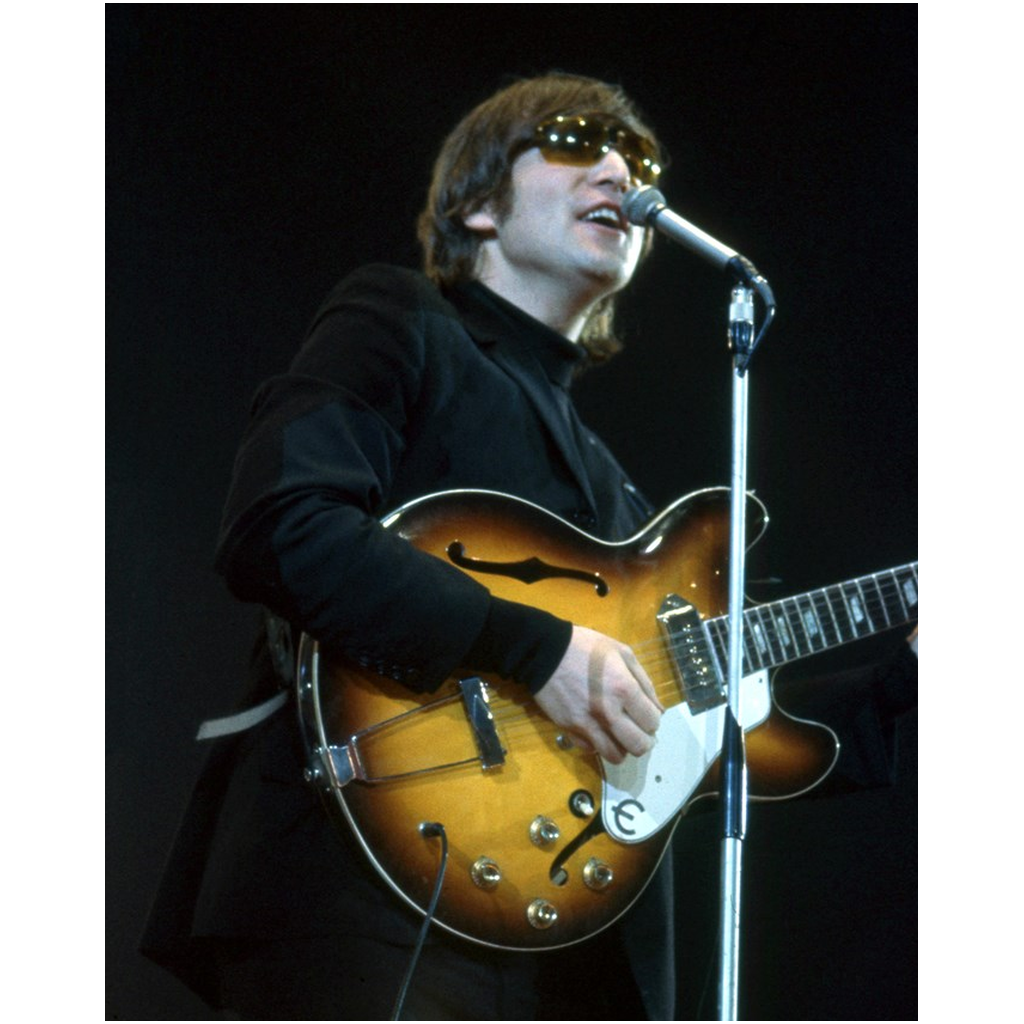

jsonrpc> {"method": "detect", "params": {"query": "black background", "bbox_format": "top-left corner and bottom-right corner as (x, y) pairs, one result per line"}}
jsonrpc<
(107, 5), (917, 1019)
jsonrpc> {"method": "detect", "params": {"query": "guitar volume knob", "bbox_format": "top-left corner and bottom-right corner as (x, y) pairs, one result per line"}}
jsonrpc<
(526, 898), (559, 930)
(529, 816), (561, 847)
(470, 856), (502, 890)
(583, 857), (614, 891)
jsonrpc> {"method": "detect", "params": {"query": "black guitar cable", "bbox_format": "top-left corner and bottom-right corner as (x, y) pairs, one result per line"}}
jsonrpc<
(390, 821), (449, 1022)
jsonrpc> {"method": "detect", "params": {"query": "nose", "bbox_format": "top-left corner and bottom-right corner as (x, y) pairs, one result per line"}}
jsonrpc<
(590, 147), (631, 192)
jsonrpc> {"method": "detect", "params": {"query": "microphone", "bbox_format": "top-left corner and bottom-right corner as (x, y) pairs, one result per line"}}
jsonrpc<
(623, 186), (774, 306)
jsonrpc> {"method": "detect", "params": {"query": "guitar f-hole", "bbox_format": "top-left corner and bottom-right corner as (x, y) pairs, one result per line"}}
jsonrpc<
(446, 541), (609, 595)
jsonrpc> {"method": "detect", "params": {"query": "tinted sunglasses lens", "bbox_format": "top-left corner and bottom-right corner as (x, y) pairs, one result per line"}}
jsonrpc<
(534, 117), (660, 184)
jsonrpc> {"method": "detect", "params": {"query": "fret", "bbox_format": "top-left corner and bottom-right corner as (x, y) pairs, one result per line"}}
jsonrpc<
(863, 574), (892, 629)
(707, 617), (728, 674)
(898, 565), (919, 612)
(747, 609), (769, 664)
(772, 606), (795, 659)
(740, 610), (760, 673)
(810, 589), (841, 648)
(759, 603), (788, 665)
(826, 583), (856, 644)
(716, 619), (737, 673)
(878, 569), (910, 624)
(694, 561), (917, 681)
(837, 582), (858, 637)
(795, 593), (827, 652)
(825, 585), (850, 642)
(709, 611), (776, 675)
(849, 580), (877, 634)
(781, 596), (813, 658)
(761, 600), (788, 660)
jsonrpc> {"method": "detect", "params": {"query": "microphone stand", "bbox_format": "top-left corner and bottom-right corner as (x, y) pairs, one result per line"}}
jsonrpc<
(618, 183), (776, 1020)
(717, 284), (757, 1021)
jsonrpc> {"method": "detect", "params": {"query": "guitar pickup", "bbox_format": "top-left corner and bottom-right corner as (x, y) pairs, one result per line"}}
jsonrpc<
(460, 677), (506, 769)
(657, 594), (726, 712)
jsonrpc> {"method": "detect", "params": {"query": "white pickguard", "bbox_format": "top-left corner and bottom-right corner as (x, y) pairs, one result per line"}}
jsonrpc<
(601, 670), (771, 843)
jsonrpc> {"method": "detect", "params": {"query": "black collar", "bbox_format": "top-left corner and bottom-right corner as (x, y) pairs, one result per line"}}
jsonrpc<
(447, 280), (586, 390)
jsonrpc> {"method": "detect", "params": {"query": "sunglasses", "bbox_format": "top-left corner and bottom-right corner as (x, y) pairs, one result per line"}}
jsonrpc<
(532, 114), (662, 186)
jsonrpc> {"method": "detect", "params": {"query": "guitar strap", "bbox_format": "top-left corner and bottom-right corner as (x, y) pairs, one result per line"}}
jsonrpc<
(195, 610), (293, 741)
(194, 690), (287, 740)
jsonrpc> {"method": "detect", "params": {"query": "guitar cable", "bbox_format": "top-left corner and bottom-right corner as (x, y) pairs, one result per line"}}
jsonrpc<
(390, 821), (449, 1022)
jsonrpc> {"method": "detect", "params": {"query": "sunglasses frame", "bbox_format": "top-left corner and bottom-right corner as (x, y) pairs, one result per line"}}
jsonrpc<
(531, 114), (662, 187)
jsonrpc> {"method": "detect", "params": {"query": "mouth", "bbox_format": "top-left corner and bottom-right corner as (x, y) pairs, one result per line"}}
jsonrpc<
(579, 204), (627, 233)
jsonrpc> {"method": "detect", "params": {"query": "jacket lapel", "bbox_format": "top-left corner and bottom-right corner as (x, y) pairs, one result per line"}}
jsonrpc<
(456, 298), (598, 515)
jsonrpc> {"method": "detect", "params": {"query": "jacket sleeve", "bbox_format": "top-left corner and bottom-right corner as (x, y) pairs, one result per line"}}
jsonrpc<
(214, 266), (570, 692)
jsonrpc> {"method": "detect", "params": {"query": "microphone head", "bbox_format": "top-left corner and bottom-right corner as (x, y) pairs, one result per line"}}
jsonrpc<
(622, 185), (666, 227)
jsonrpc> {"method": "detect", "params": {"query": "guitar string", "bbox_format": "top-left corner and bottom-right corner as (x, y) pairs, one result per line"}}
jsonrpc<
(342, 572), (917, 752)
(487, 580), (918, 714)
(479, 583), (917, 741)
(622, 573), (916, 667)
(348, 633), (918, 770)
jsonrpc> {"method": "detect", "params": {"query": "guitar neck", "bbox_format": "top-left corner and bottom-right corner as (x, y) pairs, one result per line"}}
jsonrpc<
(704, 562), (918, 674)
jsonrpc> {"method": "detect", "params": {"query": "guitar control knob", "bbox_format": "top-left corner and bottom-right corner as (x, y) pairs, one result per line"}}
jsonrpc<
(583, 857), (614, 891)
(470, 856), (502, 890)
(526, 898), (559, 930)
(529, 816), (561, 847)
(569, 789), (595, 818)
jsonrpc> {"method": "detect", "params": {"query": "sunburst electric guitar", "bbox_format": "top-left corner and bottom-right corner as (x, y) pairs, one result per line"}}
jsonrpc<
(296, 488), (917, 951)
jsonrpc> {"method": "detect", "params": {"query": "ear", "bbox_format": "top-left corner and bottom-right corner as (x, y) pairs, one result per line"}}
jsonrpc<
(463, 204), (498, 235)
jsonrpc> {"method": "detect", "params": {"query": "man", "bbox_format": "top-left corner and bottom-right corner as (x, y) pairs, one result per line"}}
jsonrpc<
(142, 69), (917, 1020)
(144, 72), (680, 1019)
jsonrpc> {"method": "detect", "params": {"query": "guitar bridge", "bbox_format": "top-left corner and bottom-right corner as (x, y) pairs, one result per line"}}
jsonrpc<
(460, 677), (506, 769)
(657, 594), (726, 712)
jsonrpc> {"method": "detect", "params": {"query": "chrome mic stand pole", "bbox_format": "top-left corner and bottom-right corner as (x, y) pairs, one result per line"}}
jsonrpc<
(717, 285), (755, 1021)
(618, 183), (776, 1022)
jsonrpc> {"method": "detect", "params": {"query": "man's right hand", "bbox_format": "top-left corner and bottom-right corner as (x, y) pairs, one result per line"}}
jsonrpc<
(533, 624), (664, 765)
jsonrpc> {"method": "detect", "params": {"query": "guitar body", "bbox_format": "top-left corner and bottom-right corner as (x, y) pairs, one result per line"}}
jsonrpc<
(297, 489), (846, 950)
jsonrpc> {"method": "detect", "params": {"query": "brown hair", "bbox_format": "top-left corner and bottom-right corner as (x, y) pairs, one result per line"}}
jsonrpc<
(417, 72), (664, 364)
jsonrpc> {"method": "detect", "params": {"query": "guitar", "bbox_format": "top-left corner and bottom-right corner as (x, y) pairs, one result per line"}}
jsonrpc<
(296, 488), (917, 951)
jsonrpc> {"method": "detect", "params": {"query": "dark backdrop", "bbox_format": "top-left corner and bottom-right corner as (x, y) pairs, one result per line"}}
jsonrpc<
(107, 6), (916, 1019)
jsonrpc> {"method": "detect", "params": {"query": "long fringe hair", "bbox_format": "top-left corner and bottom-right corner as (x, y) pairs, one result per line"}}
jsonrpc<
(417, 73), (664, 365)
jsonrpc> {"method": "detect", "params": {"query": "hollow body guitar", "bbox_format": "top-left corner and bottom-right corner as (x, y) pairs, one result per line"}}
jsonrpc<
(297, 488), (918, 951)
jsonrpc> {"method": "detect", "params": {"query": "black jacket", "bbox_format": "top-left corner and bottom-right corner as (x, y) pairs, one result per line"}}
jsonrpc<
(142, 265), (676, 1019)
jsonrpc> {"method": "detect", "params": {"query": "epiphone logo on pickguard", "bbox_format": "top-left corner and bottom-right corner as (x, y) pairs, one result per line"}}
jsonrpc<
(611, 798), (645, 837)
(446, 541), (609, 595)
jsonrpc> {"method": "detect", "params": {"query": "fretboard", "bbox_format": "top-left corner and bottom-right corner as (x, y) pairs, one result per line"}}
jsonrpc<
(704, 562), (918, 674)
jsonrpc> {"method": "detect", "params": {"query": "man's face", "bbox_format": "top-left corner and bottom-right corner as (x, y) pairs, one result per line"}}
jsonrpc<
(467, 144), (647, 320)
